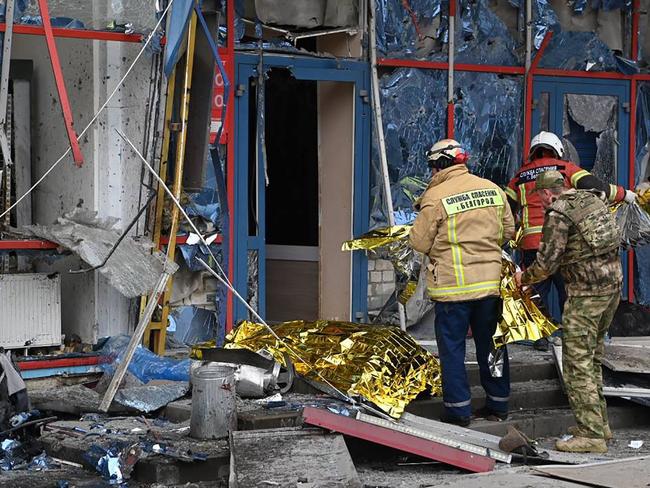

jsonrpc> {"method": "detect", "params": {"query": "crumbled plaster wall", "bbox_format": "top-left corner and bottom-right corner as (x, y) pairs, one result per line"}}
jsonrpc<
(11, 35), (155, 343)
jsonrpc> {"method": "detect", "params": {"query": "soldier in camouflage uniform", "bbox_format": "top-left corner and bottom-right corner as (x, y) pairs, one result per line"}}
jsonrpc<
(515, 170), (622, 453)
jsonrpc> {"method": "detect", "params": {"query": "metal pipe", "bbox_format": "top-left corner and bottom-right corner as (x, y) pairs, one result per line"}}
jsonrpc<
(447, 0), (455, 139)
(525, 0), (532, 72)
(369, 0), (407, 331)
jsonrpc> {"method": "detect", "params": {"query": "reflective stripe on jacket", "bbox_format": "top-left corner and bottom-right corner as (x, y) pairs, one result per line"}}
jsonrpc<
(506, 157), (625, 250)
(410, 165), (515, 302)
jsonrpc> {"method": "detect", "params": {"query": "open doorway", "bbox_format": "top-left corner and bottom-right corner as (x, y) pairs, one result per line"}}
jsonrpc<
(249, 68), (355, 323)
(264, 69), (320, 322)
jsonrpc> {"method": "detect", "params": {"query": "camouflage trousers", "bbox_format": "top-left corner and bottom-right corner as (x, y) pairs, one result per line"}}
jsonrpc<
(563, 292), (620, 439)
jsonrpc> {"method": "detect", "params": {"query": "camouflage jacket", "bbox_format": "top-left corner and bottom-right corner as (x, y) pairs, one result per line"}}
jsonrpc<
(521, 189), (622, 297)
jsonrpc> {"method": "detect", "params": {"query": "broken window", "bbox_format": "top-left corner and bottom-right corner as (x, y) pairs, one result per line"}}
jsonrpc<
(635, 82), (650, 306)
(371, 68), (522, 228)
(562, 94), (618, 183)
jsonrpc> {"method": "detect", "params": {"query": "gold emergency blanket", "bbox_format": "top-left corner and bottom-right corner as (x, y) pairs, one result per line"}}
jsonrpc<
(342, 225), (418, 303)
(493, 254), (558, 347)
(225, 319), (441, 418)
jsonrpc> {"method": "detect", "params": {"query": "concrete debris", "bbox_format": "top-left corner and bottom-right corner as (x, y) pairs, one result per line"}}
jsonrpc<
(26, 208), (175, 297)
(114, 381), (190, 413)
(230, 428), (362, 487)
(533, 456), (650, 488)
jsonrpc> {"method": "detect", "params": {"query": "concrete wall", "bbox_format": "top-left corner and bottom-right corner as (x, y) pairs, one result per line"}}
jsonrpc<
(11, 35), (155, 343)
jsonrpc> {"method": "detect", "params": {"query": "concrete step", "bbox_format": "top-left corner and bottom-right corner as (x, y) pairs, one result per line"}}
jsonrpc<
(466, 360), (558, 385)
(405, 378), (567, 419)
(469, 402), (650, 439)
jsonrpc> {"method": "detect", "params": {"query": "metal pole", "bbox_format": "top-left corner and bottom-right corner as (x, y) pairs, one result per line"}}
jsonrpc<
(447, 0), (455, 139)
(0, 0), (14, 226)
(368, 0), (407, 331)
(525, 0), (532, 72)
(98, 264), (176, 412)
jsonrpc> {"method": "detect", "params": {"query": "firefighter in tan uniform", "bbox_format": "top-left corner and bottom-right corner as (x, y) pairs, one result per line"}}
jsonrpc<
(410, 139), (515, 426)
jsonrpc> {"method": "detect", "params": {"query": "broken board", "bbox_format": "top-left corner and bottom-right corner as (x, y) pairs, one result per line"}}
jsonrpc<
(302, 407), (495, 472)
(552, 345), (650, 398)
(533, 456), (650, 488)
(229, 427), (362, 487)
(602, 344), (650, 374)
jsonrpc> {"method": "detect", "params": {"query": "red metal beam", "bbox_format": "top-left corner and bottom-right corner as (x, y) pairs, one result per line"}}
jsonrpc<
(523, 32), (553, 157)
(377, 58), (524, 75)
(0, 22), (144, 43)
(37, 0), (84, 166)
(302, 407), (495, 473)
(18, 355), (100, 371)
(447, 102), (455, 139)
(0, 239), (58, 250)
(534, 68), (629, 80)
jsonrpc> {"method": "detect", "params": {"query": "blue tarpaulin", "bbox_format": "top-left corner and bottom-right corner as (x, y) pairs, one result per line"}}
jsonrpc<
(163, 0), (194, 77)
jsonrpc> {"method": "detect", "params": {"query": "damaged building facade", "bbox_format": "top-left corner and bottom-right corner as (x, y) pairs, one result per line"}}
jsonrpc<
(0, 0), (650, 346)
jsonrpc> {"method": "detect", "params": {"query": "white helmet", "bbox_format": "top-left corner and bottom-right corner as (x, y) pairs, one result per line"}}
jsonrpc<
(529, 131), (564, 159)
(426, 139), (469, 169)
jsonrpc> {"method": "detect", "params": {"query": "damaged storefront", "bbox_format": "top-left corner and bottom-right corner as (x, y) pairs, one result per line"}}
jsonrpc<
(0, 0), (649, 486)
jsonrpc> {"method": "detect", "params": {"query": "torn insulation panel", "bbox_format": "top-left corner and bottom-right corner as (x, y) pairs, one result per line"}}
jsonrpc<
(27, 208), (174, 298)
(635, 82), (650, 306)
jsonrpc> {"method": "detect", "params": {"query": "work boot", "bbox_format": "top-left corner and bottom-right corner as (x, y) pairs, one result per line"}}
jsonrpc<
(473, 406), (508, 421)
(555, 436), (608, 453)
(567, 425), (613, 441)
(440, 413), (471, 427)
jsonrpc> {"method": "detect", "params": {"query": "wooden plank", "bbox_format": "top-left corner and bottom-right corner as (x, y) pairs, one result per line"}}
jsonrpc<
(98, 266), (176, 412)
(230, 428), (362, 487)
(533, 456), (650, 488)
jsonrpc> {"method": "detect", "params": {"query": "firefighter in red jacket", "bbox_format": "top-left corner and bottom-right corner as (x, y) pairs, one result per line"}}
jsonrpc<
(505, 131), (636, 345)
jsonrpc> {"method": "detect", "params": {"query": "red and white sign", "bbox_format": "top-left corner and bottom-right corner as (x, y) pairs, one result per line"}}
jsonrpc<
(210, 58), (231, 145)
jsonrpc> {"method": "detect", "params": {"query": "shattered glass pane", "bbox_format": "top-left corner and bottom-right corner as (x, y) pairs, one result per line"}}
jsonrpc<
(537, 92), (550, 132)
(376, 0), (521, 65)
(562, 94), (617, 182)
(538, 31), (618, 71)
(247, 249), (259, 318)
(634, 82), (650, 305)
(371, 68), (522, 228)
(19, 0), (158, 33)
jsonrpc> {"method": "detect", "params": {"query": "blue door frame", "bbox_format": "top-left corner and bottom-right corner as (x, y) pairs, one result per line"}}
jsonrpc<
(234, 53), (371, 323)
(532, 76), (630, 298)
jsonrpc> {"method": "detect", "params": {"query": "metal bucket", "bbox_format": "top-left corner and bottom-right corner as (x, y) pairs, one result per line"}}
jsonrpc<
(190, 363), (237, 439)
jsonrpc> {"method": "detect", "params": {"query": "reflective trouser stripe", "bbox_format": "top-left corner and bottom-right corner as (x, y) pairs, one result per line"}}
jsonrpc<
(444, 399), (472, 408)
(487, 395), (510, 402)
